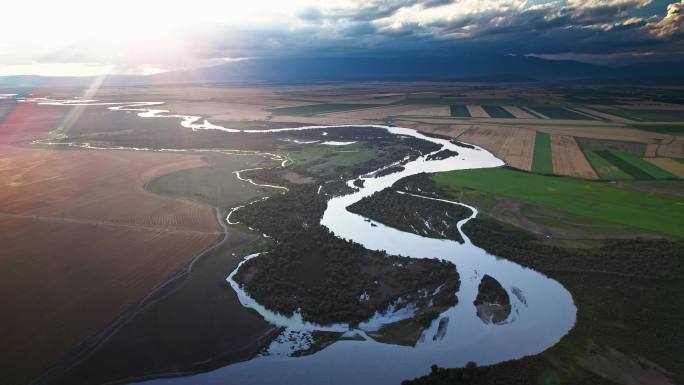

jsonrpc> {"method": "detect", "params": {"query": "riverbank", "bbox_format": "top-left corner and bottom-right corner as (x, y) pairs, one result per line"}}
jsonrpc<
(404, 217), (683, 385)
(231, 183), (461, 325)
(402, 169), (684, 385)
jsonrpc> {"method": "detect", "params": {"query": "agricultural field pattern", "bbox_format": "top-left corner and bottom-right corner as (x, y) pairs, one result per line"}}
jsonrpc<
(1, 82), (682, 385)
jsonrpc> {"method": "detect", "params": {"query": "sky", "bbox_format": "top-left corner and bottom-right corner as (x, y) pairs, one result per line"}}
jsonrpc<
(0, 0), (682, 76)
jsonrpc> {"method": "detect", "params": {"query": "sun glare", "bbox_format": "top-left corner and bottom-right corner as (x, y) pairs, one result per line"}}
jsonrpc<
(1, 0), (318, 75)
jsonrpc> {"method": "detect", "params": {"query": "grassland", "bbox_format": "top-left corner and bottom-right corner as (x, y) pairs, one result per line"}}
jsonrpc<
(433, 167), (684, 237)
(532, 132), (553, 174)
(270, 103), (381, 116)
(449, 105), (470, 117)
(288, 142), (378, 177)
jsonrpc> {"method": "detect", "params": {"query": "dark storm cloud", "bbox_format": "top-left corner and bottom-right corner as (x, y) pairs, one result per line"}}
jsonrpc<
(195, 0), (683, 65)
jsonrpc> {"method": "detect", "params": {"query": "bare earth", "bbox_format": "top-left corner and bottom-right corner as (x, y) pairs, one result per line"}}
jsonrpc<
(0, 104), (221, 385)
(466, 104), (490, 118)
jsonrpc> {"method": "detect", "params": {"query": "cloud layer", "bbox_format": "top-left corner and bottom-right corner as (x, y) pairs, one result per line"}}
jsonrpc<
(0, 0), (682, 75)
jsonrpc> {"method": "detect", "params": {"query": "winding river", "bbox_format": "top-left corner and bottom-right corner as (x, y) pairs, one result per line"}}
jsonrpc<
(20, 97), (576, 385)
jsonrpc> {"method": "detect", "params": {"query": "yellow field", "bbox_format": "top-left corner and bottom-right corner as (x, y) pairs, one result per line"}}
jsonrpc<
(498, 128), (536, 171)
(645, 157), (684, 178)
(550, 134), (598, 179)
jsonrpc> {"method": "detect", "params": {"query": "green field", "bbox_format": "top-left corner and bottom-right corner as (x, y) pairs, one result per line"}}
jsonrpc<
(599, 149), (678, 180)
(529, 106), (593, 120)
(433, 167), (684, 237)
(583, 150), (633, 180)
(449, 105), (470, 117)
(482, 105), (514, 118)
(632, 124), (684, 135)
(596, 108), (684, 122)
(594, 150), (654, 179)
(270, 103), (381, 116)
(625, 109), (684, 122)
(532, 132), (553, 174)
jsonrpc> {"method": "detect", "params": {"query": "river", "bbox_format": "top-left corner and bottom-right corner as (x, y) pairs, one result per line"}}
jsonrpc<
(21, 97), (577, 385)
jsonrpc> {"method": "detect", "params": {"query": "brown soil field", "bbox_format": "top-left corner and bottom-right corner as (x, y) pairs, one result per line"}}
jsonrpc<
(320, 104), (445, 120)
(0, 103), (68, 143)
(396, 116), (622, 127)
(498, 128), (536, 171)
(442, 125), (470, 137)
(657, 137), (684, 158)
(162, 101), (272, 121)
(0, 150), (222, 385)
(645, 143), (658, 157)
(270, 114), (369, 126)
(565, 107), (603, 120)
(390, 120), (448, 133)
(456, 125), (516, 157)
(394, 120), (468, 138)
(466, 104), (490, 118)
(91, 85), (278, 103)
(401, 105), (450, 117)
(524, 107), (551, 119)
(0, 147), (222, 385)
(575, 107), (636, 123)
(503, 106), (535, 119)
(550, 134), (599, 179)
(535, 125), (666, 144)
(644, 158), (684, 178)
(455, 125), (541, 171)
(0, 104), (223, 385)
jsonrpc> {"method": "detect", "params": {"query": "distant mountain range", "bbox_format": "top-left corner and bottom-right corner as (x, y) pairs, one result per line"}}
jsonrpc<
(1, 55), (682, 87)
